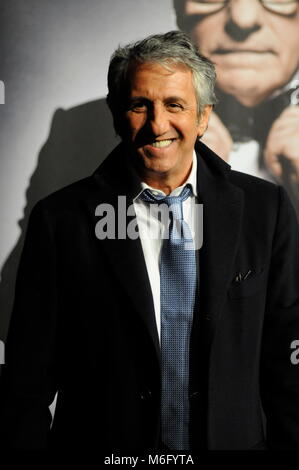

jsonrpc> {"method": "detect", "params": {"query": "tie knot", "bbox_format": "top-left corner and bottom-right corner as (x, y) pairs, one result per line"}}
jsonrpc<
(140, 185), (192, 220)
(140, 185), (192, 219)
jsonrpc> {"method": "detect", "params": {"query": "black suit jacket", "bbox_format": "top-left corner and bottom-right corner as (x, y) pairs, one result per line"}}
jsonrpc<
(1, 140), (299, 451)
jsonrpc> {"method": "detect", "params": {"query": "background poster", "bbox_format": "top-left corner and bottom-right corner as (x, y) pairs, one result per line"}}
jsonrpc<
(1, 0), (299, 368)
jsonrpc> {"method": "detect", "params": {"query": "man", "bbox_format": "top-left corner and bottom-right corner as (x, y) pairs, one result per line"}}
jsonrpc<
(174, 0), (299, 214)
(0, 30), (299, 452)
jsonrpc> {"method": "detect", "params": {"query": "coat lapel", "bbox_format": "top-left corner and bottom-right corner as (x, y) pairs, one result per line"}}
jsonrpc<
(195, 141), (244, 351)
(92, 144), (161, 365)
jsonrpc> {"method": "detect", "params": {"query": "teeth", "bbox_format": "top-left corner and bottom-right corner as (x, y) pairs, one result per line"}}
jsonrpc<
(151, 139), (173, 148)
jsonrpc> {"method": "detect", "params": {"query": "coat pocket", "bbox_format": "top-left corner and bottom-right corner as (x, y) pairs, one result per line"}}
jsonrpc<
(228, 267), (266, 299)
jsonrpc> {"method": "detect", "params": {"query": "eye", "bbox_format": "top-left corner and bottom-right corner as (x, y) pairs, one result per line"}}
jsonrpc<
(129, 101), (147, 112)
(167, 103), (184, 112)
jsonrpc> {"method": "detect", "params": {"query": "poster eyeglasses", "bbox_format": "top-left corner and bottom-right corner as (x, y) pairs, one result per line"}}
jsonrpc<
(186, 0), (299, 16)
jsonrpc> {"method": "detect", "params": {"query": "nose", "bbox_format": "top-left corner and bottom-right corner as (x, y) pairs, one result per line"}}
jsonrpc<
(148, 103), (170, 136)
(225, 0), (262, 41)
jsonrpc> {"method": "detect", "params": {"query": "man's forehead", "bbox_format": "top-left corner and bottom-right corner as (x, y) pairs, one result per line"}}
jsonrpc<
(127, 62), (194, 88)
(128, 61), (191, 77)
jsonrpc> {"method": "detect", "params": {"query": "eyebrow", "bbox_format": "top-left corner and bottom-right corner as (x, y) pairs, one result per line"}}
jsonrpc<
(128, 95), (188, 104)
(164, 96), (188, 105)
(128, 96), (149, 102)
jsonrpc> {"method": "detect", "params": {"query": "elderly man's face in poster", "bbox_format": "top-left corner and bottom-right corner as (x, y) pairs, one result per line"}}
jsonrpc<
(180, 0), (299, 106)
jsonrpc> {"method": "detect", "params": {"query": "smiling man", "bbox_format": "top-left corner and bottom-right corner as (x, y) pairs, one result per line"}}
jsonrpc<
(174, 0), (299, 214)
(119, 61), (211, 192)
(1, 31), (299, 452)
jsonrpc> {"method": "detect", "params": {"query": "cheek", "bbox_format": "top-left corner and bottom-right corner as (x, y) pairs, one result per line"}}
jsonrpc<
(191, 18), (223, 51)
(267, 20), (299, 68)
(191, 29), (210, 53)
(268, 48), (299, 86)
(125, 116), (142, 139)
(278, 43), (299, 71)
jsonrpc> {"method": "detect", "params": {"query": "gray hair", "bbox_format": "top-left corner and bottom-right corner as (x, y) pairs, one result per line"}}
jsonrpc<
(106, 30), (217, 134)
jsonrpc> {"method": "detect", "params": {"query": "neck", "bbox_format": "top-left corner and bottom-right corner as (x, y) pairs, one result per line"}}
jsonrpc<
(138, 165), (193, 195)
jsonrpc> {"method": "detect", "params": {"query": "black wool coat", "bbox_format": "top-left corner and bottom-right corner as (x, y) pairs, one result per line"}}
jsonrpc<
(1, 140), (299, 452)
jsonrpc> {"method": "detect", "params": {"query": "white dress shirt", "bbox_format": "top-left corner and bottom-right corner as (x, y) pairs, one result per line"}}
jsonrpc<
(228, 140), (274, 182)
(133, 151), (199, 340)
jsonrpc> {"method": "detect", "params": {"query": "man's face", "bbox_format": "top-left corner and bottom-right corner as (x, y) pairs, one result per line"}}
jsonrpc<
(122, 62), (211, 182)
(183, 0), (299, 106)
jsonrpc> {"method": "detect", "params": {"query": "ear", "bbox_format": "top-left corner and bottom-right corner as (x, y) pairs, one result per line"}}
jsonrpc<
(197, 105), (213, 138)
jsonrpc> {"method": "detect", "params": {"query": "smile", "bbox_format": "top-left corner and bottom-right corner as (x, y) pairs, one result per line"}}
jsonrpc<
(150, 139), (175, 148)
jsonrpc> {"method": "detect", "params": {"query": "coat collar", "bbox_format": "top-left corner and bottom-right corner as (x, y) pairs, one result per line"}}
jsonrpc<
(92, 141), (244, 364)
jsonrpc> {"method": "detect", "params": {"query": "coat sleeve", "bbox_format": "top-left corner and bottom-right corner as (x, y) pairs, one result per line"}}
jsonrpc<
(261, 185), (299, 449)
(0, 201), (58, 449)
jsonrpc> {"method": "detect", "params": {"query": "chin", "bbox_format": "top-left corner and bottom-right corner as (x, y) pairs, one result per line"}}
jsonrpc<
(219, 68), (284, 101)
(143, 161), (173, 175)
(139, 152), (172, 168)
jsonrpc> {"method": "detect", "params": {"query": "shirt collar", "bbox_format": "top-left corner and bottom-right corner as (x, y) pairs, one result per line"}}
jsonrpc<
(134, 150), (198, 201)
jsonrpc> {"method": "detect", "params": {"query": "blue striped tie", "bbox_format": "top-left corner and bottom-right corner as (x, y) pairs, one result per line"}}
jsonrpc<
(141, 185), (197, 450)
